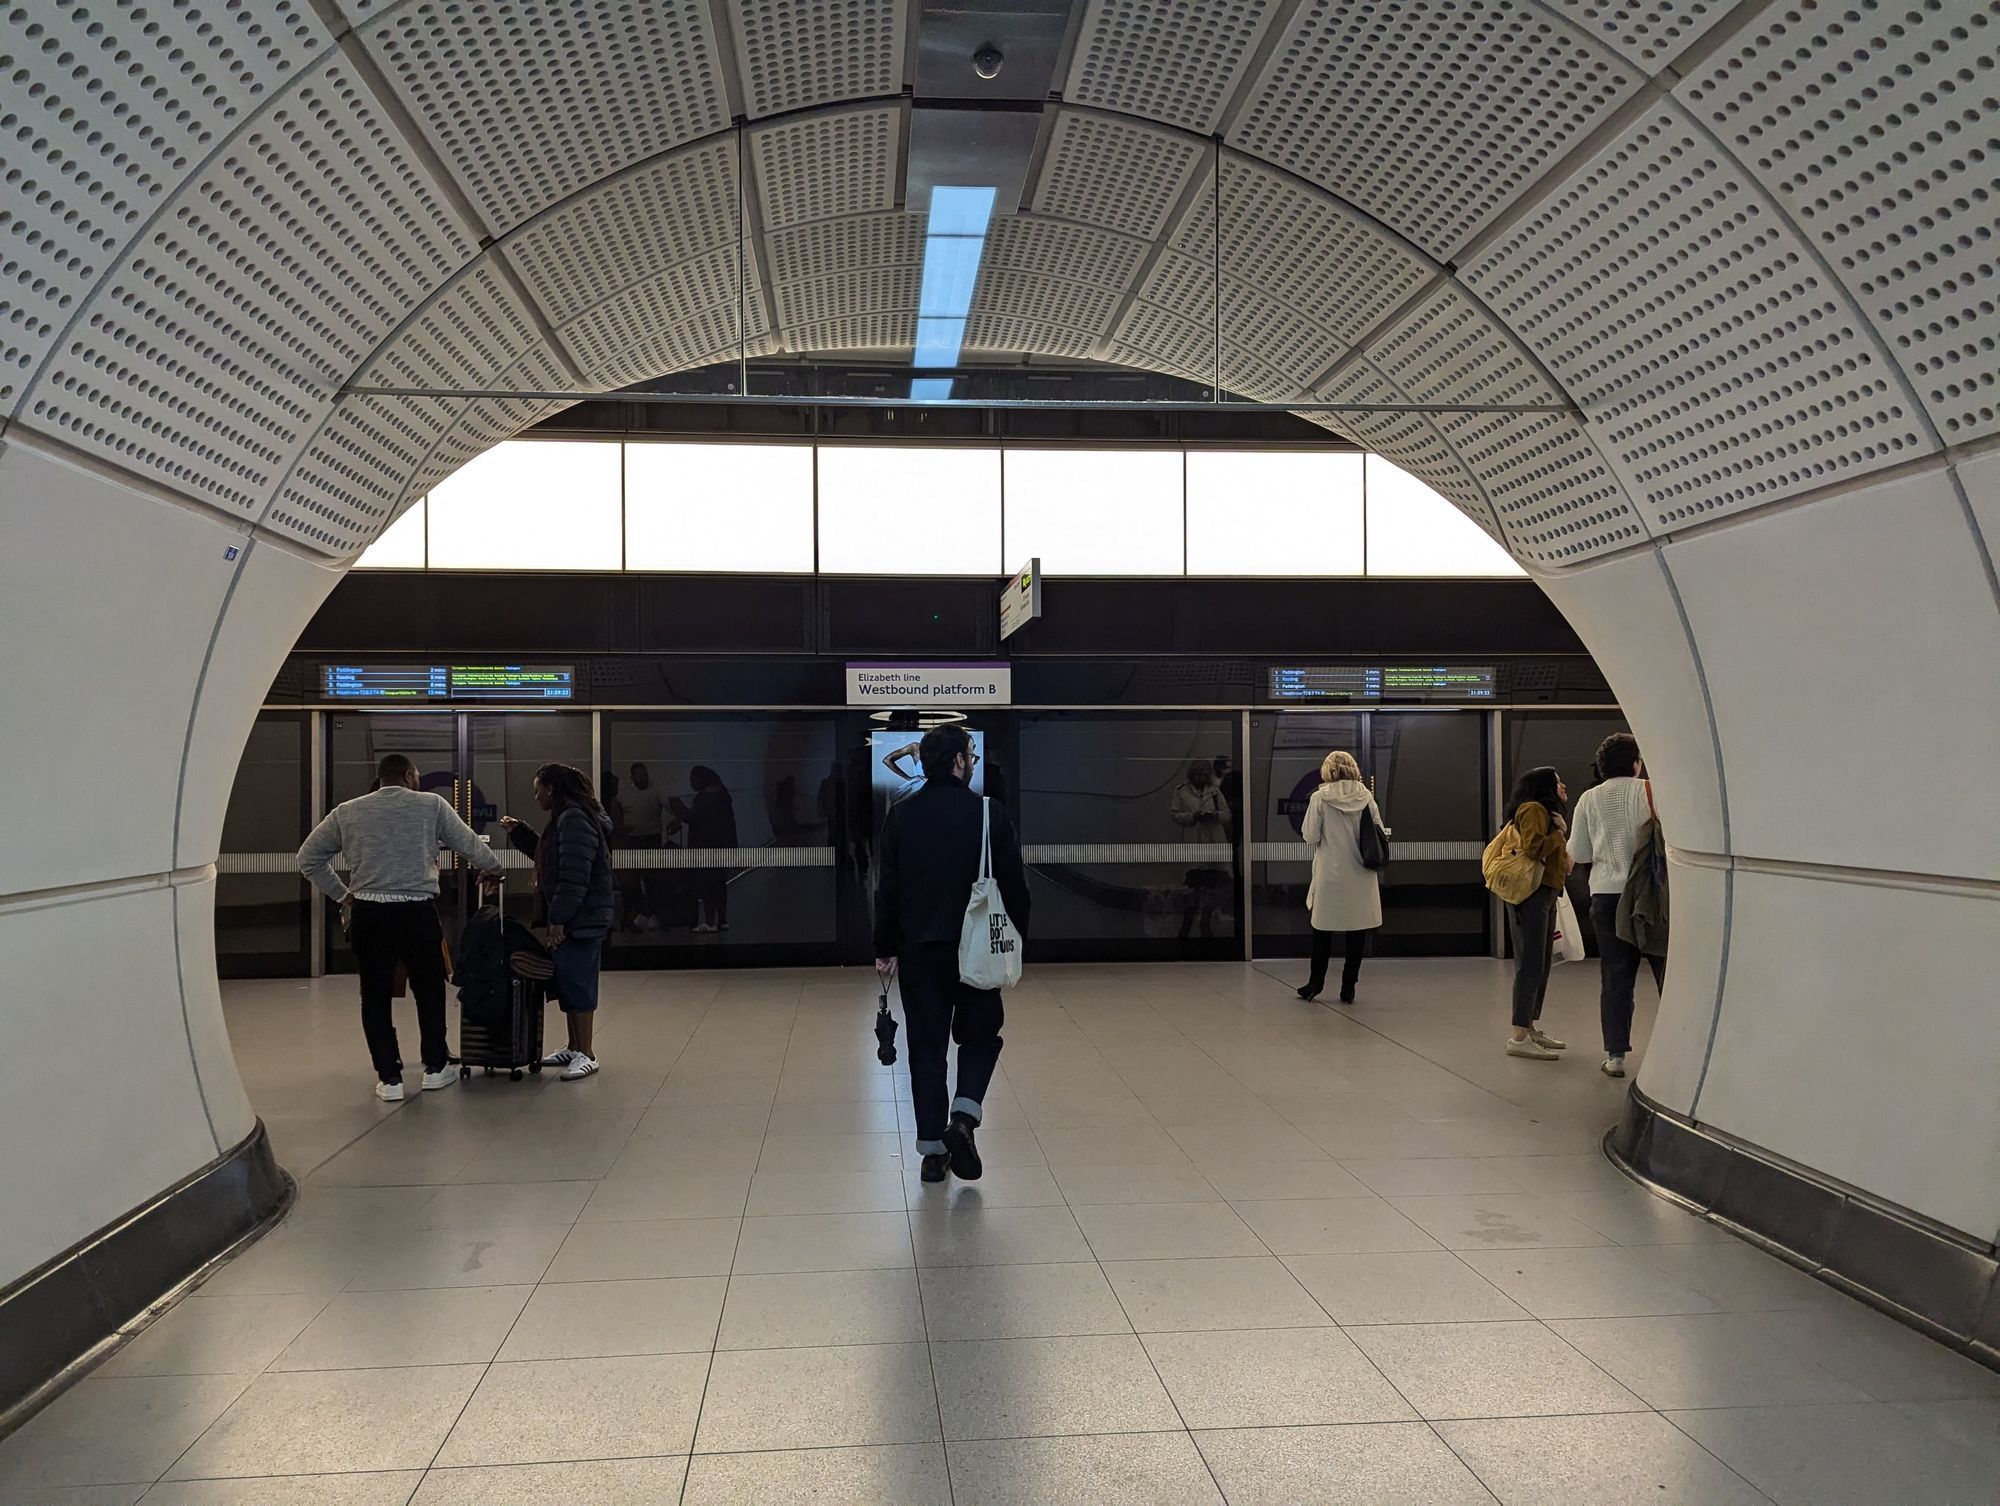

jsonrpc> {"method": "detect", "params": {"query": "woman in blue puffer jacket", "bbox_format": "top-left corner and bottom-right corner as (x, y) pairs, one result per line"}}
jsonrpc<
(502, 763), (615, 1079)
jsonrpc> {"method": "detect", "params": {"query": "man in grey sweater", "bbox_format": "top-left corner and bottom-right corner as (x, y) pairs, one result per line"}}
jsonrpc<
(297, 753), (504, 1100)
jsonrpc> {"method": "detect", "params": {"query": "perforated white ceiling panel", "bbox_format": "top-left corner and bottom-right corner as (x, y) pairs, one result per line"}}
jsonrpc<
(1065, 0), (1283, 133)
(1033, 112), (1205, 240)
(503, 139), (742, 326)
(1466, 104), (1937, 532)
(765, 213), (927, 285)
(19, 57), (477, 522)
(776, 267), (922, 329)
(1543, 0), (1731, 68)
(356, 0), (728, 231)
(788, 313), (916, 353)
(983, 217), (1151, 290)
(728, 0), (909, 118)
(408, 345), (581, 511)
(963, 316), (1099, 360)
(1677, 1), (2000, 444)
(559, 248), (770, 388)
(0, 0), (332, 411)
(970, 265), (1125, 336)
(752, 107), (903, 230)
(1230, 0), (1643, 258)
(1313, 357), (1505, 541)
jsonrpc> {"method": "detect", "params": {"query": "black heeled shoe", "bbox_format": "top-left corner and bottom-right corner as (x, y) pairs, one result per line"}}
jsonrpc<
(1297, 983), (1323, 1001)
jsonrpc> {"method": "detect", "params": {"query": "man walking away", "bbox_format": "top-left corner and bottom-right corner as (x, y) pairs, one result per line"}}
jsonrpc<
(298, 753), (503, 1101)
(874, 726), (1031, 1184)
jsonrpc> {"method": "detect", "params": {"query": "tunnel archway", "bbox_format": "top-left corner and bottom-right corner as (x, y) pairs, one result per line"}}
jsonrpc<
(1, 0), (1994, 1398)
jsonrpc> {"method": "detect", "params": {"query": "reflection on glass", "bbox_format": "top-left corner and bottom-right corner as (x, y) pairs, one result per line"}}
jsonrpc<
(217, 712), (310, 975)
(1016, 712), (1241, 959)
(467, 714), (593, 938)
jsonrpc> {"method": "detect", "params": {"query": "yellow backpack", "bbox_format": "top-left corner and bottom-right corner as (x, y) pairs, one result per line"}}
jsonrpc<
(1482, 823), (1543, 905)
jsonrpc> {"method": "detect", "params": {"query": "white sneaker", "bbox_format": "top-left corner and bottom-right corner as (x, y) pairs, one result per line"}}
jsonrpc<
(1601, 1054), (1628, 1078)
(1530, 1027), (1568, 1050)
(634, 915), (657, 932)
(420, 1068), (456, 1091)
(560, 1053), (600, 1080)
(541, 1048), (579, 1067)
(693, 922), (717, 934)
(1506, 1036), (1560, 1061)
(374, 1080), (404, 1102)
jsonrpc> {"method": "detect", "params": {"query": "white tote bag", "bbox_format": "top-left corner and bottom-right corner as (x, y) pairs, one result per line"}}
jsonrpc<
(1552, 890), (1588, 964)
(958, 798), (1023, 990)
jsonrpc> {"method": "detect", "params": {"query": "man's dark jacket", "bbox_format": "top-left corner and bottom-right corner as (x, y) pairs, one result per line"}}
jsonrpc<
(873, 778), (1030, 958)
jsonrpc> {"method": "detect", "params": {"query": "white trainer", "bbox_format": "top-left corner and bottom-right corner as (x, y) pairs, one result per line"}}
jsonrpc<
(1601, 1054), (1628, 1078)
(560, 1053), (600, 1080)
(1530, 1027), (1568, 1050)
(374, 1080), (405, 1102)
(541, 1048), (579, 1067)
(420, 1068), (456, 1091)
(1505, 1036), (1560, 1061)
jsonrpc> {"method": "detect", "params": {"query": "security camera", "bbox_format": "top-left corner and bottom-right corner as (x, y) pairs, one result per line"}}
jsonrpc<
(972, 46), (1004, 80)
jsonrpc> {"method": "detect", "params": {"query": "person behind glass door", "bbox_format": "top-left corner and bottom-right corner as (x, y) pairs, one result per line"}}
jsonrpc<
(622, 761), (669, 933)
(1567, 733), (1666, 1078)
(1503, 765), (1573, 1060)
(1171, 759), (1232, 939)
(296, 752), (503, 1101)
(502, 763), (614, 1080)
(673, 764), (737, 934)
(874, 725), (1030, 1184)
(1297, 750), (1388, 1004)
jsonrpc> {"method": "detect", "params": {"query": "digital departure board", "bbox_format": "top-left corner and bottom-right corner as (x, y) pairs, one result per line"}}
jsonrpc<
(322, 665), (575, 701)
(1268, 665), (1495, 703)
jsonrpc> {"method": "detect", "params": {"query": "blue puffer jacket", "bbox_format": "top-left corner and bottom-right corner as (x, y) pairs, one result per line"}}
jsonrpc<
(508, 804), (615, 939)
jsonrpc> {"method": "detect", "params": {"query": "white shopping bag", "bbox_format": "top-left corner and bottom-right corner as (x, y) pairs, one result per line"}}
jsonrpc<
(1552, 890), (1588, 964)
(958, 798), (1023, 990)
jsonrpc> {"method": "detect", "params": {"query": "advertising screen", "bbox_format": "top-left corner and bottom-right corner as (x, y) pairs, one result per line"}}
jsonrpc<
(871, 727), (986, 826)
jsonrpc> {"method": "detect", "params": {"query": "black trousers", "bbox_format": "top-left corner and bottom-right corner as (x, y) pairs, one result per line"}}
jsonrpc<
(1591, 893), (1665, 1055)
(1507, 885), (1559, 1030)
(899, 942), (1004, 1152)
(1305, 926), (1368, 994)
(350, 899), (449, 1081)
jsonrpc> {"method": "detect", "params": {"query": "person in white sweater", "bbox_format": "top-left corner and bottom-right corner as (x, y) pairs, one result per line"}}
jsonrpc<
(1566, 733), (1665, 1078)
(1298, 751), (1388, 1004)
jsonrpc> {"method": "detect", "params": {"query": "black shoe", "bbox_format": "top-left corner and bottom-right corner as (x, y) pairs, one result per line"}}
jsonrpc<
(942, 1113), (983, 1181)
(1338, 986), (1356, 1004)
(1297, 984), (1323, 1001)
(920, 1153), (951, 1183)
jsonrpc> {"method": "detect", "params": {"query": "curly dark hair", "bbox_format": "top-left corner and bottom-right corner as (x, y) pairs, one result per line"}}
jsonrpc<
(1593, 732), (1642, 781)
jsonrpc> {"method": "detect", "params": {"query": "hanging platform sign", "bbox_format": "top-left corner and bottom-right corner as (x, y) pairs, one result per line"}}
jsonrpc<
(846, 663), (1012, 706)
(999, 557), (1043, 641)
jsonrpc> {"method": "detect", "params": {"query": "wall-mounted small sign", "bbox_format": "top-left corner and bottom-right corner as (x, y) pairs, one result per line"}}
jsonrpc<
(999, 556), (1042, 640)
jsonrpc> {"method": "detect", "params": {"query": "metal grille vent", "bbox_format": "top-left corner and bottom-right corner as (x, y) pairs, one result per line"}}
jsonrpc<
(22, 59), (474, 520)
(1064, 0), (1282, 133)
(1678, 0), (2000, 442)
(1466, 106), (1934, 530)
(730, 0), (908, 118)
(0, 0), (330, 410)
(503, 139), (741, 325)
(752, 107), (902, 230)
(1231, 0), (1642, 257)
(1033, 112), (1205, 240)
(359, 0), (727, 230)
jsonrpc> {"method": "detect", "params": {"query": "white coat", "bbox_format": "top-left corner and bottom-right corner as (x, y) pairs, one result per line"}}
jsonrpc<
(1303, 779), (1385, 932)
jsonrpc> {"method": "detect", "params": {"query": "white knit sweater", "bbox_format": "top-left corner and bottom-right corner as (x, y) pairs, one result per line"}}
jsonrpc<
(1566, 777), (1655, 895)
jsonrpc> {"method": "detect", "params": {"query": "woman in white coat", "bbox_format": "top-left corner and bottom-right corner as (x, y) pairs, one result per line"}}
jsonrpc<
(1298, 750), (1387, 1003)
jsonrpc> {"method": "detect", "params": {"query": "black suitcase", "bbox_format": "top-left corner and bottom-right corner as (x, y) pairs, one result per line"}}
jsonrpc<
(459, 973), (545, 1081)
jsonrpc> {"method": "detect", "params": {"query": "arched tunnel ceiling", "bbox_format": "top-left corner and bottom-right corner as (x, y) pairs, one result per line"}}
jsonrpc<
(3, 0), (1992, 572)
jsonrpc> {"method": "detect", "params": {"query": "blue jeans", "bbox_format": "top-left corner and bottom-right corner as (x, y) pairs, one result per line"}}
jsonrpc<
(552, 934), (604, 1013)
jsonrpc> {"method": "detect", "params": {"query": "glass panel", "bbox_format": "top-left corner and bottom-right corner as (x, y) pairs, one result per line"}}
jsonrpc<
(1014, 712), (1242, 961)
(816, 446), (1002, 574)
(1369, 712), (1489, 953)
(1364, 457), (1523, 576)
(1001, 448), (1184, 575)
(624, 441), (815, 573)
(464, 713), (594, 937)
(1185, 451), (1364, 575)
(1249, 711), (1363, 956)
(322, 713), (461, 971)
(353, 498), (425, 569)
(427, 440), (622, 570)
(216, 712), (310, 976)
(601, 713), (842, 963)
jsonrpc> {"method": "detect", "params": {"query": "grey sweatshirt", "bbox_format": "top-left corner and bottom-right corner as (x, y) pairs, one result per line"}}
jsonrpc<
(297, 785), (502, 902)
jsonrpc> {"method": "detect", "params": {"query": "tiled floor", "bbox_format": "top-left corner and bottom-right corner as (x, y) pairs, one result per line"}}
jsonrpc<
(4, 960), (1995, 1504)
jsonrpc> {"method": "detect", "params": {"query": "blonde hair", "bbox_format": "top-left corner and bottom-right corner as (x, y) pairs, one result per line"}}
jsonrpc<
(1321, 750), (1363, 783)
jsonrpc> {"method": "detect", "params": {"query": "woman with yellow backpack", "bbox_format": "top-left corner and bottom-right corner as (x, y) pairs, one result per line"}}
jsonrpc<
(1482, 767), (1573, 1060)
